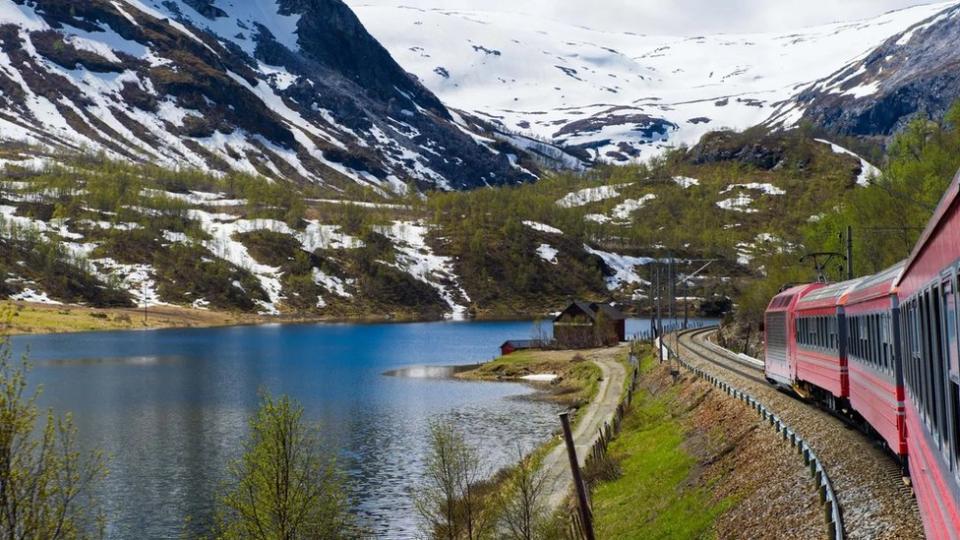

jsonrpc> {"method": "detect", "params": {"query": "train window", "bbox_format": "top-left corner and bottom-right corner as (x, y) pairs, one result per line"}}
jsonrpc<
(873, 314), (881, 368)
(931, 286), (948, 451)
(883, 314), (891, 372)
(945, 279), (960, 381)
(941, 277), (960, 473)
(920, 293), (933, 429)
(933, 284), (951, 457)
(817, 317), (822, 348)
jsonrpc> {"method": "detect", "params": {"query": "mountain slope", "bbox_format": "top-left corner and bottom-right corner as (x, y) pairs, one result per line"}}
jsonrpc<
(770, 4), (960, 136)
(348, 1), (956, 162)
(0, 0), (534, 192)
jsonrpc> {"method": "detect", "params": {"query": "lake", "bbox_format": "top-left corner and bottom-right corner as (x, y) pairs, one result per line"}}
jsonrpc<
(7, 318), (703, 538)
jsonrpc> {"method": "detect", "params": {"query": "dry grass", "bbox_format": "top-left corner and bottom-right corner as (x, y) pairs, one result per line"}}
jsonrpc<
(0, 301), (263, 335)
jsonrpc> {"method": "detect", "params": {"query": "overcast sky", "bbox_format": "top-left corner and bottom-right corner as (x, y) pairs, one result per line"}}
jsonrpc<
(351, 0), (951, 35)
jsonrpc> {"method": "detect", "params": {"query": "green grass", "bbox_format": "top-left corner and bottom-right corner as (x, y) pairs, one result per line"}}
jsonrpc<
(463, 349), (604, 407)
(592, 358), (728, 539)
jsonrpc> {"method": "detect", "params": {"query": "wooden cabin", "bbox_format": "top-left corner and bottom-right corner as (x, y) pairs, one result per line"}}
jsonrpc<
(499, 339), (547, 356)
(553, 301), (626, 348)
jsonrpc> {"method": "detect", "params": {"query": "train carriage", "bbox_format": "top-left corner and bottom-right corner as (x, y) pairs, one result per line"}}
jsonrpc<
(793, 279), (862, 406)
(895, 171), (960, 539)
(764, 283), (823, 387)
(844, 262), (907, 458)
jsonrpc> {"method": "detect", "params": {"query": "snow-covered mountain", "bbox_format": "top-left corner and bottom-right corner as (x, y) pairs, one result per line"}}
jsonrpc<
(348, 1), (957, 162)
(772, 3), (960, 136)
(0, 0), (536, 192)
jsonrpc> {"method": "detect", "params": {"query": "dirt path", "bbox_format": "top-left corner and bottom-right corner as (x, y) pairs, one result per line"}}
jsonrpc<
(541, 346), (628, 510)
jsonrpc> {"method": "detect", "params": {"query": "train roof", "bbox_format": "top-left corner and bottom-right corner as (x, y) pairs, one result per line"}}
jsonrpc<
(845, 261), (905, 305)
(766, 283), (822, 312)
(896, 168), (960, 287)
(795, 278), (863, 310)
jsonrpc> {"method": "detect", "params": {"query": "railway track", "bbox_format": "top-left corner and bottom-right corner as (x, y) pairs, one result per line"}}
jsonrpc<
(671, 327), (925, 540)
(666, 327), (767, 384)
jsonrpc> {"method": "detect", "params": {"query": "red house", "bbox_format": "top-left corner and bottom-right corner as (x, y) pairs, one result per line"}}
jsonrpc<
(500, 339), (547, 356)
(553, 301), (626, 348)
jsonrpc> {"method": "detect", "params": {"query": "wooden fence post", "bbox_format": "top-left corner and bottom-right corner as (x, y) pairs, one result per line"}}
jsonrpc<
(560, 412), (596, 540)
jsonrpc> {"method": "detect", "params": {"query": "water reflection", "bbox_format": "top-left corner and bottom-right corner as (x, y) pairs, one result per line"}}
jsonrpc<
(8, 318), (708, 538)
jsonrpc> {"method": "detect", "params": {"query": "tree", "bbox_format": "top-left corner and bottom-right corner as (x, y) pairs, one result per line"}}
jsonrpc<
(214, 393), (353, 540)
(0, 336), (106, 539)
(415, 420), (492, 540)
(496, 448), (548, 540)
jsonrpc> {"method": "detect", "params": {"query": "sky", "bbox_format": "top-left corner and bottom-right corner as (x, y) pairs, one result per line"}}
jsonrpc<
(347, 0), (951, 35)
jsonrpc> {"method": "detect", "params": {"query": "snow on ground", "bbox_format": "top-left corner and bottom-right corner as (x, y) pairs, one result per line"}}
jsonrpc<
(523, 220), (563, 235)
(188, 210), (285, 314)
(308, 199), (413, 210)
(672, 176), (700, 188)
(375, 220), (471, 319)
(815, 139), (881, 186)
(312, 268), (353, 308)
(735, 242), (755, 266)
(536, 243), (559, 264)
(584, 214), (610, 224)
(716, 194), (758, 213)
(721, 183), (786, 196)
(9, 288), (62, 304)
(350, 1), (953, 161)
(521, 373), (558, 382)
(556, 184), (630, 208)
(92, 258), (165, 306)
(300, 222), (364, 251)
(610, 194), (656, 220)
(142, 189), (246, 206)
(583, 245), (654, 290)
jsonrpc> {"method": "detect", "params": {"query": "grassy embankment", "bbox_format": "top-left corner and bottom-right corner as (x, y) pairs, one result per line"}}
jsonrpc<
(590, 352), (824, 539)
(590, 354), (728, 538)
(457, 348), (610, 408)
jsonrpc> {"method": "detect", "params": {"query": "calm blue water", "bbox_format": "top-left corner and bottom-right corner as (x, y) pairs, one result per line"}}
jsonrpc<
(7, 318), (701, 538)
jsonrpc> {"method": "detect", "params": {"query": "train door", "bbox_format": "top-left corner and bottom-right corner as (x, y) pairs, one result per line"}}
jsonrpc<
(943, 269), (960, 478)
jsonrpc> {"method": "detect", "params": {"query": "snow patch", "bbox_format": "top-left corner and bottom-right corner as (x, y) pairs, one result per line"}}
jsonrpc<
(523, 220), (563, 235)
(536, 243), (559, 264)
(375, 221), (471, 320)
(556, 184), (630, 208)
(584, 245), (653, 290)
(815, 139), (880, 187)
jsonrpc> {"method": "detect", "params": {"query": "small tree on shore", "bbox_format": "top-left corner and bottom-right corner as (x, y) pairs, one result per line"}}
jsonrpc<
(214, 393), (353, 540)
(497, 447), (548, 540)
(0, 337), (106, 539)
(415, 420), (492, 540)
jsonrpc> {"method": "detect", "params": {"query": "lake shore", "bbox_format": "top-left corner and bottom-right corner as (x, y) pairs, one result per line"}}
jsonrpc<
(0, 300), (557, 336)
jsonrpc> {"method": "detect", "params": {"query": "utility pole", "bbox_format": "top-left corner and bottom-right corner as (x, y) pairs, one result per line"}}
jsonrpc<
(683, 278), (689, 329)
(667, 255), (674, 323)
(846, 225), (854, 280)
(649, 266), (655, 342)
(656, 265), (663, 340)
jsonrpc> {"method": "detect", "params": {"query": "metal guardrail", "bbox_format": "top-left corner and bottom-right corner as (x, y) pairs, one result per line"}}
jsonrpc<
(660, 330), (846, 540)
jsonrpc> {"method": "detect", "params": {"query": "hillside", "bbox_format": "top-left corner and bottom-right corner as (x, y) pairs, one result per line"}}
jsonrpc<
(0, 127), (870, 322)
(0, 0), (539, 192)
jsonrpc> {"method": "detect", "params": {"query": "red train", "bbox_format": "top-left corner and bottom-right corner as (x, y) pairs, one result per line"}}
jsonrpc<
(764, 172), (960, 538)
